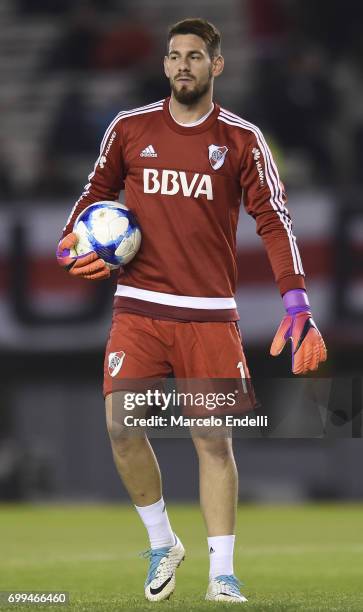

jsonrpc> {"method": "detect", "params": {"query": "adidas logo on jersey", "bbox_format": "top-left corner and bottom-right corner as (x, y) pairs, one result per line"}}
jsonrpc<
(140, 145), (158, 158)
(143, 169), (213, 201)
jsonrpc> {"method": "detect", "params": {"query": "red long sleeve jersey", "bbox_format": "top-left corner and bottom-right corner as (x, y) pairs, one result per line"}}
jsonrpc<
(63, 98), (305, 322)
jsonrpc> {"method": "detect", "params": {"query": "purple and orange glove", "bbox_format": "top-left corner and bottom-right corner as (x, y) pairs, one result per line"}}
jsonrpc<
(270, 289), (327, 374)
(56, 232), (110, 280)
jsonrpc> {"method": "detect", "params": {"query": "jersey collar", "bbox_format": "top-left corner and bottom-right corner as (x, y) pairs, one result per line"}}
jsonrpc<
(162, 97), (220, 135)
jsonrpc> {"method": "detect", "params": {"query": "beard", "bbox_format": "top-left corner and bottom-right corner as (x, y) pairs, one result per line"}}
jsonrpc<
(170, 70), (213, 105)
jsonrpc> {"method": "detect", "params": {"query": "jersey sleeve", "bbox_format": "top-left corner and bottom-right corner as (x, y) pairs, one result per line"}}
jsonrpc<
(240, 129), (305, 295)
(61, 117), (125, 238)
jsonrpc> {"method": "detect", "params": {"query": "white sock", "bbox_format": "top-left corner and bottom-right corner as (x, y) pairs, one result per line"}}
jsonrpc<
(135, 497), (175, 549)
(208, 535), (235, 579)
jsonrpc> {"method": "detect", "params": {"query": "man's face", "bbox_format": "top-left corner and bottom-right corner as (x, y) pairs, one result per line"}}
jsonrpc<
(164, 34), (223, 105)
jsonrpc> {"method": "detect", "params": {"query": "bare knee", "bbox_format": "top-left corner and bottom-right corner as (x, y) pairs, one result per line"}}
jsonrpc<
(193, 434), (233, 463)
(111, 436), (144, 465)
(105, 392), (144, 454)
(106, 392), (124, 439)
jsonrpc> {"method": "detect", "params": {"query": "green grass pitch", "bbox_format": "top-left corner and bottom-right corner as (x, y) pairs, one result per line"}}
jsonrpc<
(0, 504), (363, 611)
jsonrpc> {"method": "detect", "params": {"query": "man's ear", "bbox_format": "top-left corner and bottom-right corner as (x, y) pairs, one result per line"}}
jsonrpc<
(212, 55), (224, 78)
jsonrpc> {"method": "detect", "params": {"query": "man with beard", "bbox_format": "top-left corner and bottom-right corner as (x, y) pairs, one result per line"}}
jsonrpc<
(57, 18), (326, 604)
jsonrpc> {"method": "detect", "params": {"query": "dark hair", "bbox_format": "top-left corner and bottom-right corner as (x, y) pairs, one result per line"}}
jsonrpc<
(167, 18), (221, 59)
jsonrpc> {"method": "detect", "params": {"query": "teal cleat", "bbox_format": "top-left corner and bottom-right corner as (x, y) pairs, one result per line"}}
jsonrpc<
(142, 535), (185, 601)
(206, 574), (248, 603)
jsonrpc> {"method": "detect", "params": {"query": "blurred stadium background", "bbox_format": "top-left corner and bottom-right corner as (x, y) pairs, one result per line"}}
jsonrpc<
(0, 0), (362, 507)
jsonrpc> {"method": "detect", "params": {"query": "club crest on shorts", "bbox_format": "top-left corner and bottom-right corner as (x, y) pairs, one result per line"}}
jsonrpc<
(108, 351), (125, 377)
(208, 145), (228, 170)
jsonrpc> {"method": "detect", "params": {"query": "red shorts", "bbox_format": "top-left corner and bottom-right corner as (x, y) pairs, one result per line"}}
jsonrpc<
(103, 312), (253, 404)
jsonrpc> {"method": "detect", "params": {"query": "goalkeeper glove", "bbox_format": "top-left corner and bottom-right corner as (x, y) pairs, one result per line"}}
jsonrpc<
(56, 232), (110, 280)
(270, 289), (327, 374)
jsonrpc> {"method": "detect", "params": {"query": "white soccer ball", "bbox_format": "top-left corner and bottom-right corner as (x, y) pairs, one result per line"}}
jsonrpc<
(71, 201), (142, 269)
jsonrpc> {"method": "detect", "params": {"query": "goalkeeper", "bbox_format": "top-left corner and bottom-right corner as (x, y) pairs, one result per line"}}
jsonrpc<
(57, 17), (326, 605)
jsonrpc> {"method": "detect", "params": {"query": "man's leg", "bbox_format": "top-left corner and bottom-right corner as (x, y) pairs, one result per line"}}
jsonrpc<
(192, 431), (237, 570)
(192, 432), (237, 535)
(192, 431), (247, 602)
(105, 391), (185, 601)
(173, 321), (250, 601)
(106, 391), (175, 547)
(104, 314), (175, 541)
(106, 392), (162, 506)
